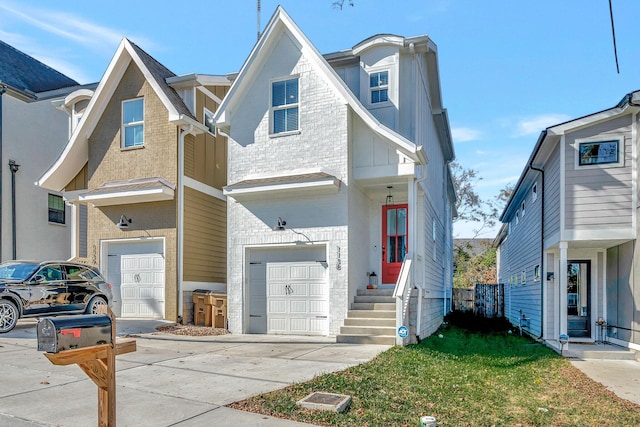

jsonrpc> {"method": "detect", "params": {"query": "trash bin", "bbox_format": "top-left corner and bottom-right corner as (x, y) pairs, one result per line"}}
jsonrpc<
(192, 290), (227, 328)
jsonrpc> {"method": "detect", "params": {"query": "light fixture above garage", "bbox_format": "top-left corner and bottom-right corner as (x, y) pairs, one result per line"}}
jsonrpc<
(117, 214), (132, 229)
(273, 217), (286, 231)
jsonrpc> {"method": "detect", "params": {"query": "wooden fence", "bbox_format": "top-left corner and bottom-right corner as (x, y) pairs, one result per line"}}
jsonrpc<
(474, 283), (504, 318)
(452, 288), (475, 312)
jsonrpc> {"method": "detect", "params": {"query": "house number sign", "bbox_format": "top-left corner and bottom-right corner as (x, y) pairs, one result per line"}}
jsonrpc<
(336, 246), (342, 270)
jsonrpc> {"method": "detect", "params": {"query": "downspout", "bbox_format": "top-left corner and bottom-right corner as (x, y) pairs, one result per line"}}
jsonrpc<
(530, 166), (544, 340)
(0, 84), (6, 261)
(414, 164), (427, 343)
(177, 124), (193, 323)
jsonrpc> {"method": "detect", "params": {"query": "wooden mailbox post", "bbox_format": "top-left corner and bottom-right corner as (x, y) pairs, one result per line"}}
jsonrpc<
(40, 308), (136, 427)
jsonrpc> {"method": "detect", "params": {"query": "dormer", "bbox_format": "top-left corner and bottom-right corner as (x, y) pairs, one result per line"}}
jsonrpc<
(54, 88), (95, 138)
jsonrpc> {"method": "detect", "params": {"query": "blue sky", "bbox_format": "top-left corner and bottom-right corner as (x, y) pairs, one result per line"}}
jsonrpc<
(2, 0), (639, 238)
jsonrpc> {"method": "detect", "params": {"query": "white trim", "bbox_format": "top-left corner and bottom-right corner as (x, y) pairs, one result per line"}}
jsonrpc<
(184, 176), (226, 201)
(560, 135), (566, 240)
(269, 75), (300, 135)
(368, 68), (390, 107)
(79, 186), (174, 206)
(607, 336), (640, 352)
(633, 113), (638, 242)
(224, 178), (339, 198)
(197, 86), (223, 104)
(203, 107), (216, 136)
(121, 97), (145, 148)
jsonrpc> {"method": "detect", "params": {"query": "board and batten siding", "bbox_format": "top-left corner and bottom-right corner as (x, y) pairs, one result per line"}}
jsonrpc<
(183, 187), (226, 283)
(563, 116), (633, 231)
(501, 179), (543, 336)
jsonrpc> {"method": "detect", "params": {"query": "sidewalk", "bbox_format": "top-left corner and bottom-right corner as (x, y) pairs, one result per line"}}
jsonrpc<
(0, 319), (390, 426)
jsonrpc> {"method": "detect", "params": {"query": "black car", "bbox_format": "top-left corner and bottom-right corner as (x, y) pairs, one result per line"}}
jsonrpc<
(0, 261), (113, 333)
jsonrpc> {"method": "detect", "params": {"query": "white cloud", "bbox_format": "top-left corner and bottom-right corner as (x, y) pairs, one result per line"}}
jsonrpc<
(452, 127), (482, 143)
(0, 1), (153, 53)
(513, 114), (571, 137)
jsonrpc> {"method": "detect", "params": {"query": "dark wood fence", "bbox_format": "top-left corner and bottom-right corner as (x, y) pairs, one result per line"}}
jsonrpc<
(452, 288), (475, 312)
(474, 283), (504, 318)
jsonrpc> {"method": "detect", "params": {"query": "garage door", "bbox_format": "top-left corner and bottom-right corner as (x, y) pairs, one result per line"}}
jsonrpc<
(267, 262), (328, 335)
(120, 253), (165, 318)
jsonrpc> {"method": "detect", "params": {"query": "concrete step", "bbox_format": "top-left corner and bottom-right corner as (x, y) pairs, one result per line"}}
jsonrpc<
(336, 334), (396, 345)
(339, 325), (396, 336)
(347, 309), (395, 319)
(344, 317), (396, 327)
(357, 288), (394, 297)
(573, 349), (637, 361)
(354, 295), (395, 304)
(351, 302), (395, 311)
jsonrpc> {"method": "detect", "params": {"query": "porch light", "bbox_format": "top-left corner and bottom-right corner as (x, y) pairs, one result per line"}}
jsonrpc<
(385, 186), (394, 205)
(117, 214), (132, 229)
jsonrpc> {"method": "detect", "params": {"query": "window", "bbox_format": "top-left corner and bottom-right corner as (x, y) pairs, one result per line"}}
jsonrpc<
(370, 71), (389, 104)
(532, 183), (538, 202)
(576, 137), (623, 167)
(122, 98), (144, 147)
(204, 108), (215, 135)
(48, 194), (65, 224)
(534, 265), (540, 281)
(271, 78), (299, 134)
(521, 201), (525, 217)
(521, 270), (526, 284)
(516, 210), (520, 225)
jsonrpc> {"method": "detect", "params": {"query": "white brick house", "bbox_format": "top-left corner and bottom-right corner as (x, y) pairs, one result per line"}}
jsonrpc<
(215, 7), (455, 343)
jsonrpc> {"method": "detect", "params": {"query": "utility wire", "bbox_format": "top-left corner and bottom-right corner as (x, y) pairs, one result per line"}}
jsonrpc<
(609, 0), (620, 74)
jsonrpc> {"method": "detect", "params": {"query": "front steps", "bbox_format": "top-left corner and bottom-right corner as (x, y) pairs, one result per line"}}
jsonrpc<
(337, 289), (396, 345)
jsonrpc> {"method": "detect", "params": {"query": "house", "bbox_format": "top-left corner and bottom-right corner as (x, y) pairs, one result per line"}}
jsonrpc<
(38, 38), (230, 322)
(0, 40), (87, 262)
(495, 90), (640, 352)
(214, 7), (456, 344)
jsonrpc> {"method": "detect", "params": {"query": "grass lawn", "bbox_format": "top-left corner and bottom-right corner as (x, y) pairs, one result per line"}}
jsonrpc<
(229, 315), (640, 426)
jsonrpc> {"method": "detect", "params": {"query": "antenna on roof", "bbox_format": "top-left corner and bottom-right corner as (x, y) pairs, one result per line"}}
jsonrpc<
(257, 0), (261, 41)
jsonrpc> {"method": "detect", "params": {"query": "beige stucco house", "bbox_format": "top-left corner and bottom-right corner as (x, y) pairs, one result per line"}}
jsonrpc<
(38, 39), (230, 322)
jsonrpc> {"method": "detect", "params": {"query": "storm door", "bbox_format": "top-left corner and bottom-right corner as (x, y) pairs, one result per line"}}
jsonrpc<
(382, 204), (408, 284)
(567, 260), (591, 338)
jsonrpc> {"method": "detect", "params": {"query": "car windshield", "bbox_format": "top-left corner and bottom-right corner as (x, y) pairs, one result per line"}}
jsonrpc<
(0, 262), (39, 280)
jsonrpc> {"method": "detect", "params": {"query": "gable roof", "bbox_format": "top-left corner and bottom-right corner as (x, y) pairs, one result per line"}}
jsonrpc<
(0, 39), (78, 97)
(38, 38), (206, 191)
(214, 6), (426, 165)
(499, 89), (640, 222)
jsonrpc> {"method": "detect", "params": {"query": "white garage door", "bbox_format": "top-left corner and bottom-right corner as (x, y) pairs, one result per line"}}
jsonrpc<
(120, 253), (165, 318)
(267, 262), (328, 335)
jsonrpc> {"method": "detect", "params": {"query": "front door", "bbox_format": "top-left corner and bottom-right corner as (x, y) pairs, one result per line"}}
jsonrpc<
(567, 260), (591, 338)
(382, 204), (408, 284)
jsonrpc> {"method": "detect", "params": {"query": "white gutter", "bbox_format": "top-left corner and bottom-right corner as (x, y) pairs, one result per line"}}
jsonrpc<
(414, 164), (428, 340)
(177, 124), (193, 322)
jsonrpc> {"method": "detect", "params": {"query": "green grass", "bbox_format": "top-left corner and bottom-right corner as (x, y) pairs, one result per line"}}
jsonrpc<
(230, 317), (640, 426)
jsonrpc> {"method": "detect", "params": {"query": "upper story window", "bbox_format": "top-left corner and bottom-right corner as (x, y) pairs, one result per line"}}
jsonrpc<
(204, 108), (216, 136)
(122, 98), (144, 148)
(369, 71), (389, 104)
(576, 136), (624, 168)
(271, 77), (299, 134)
(515, 210), (520, 225)
(48, 194), (65, 225)
(532, 183), (538, 202)
(521, 201), (525, 216)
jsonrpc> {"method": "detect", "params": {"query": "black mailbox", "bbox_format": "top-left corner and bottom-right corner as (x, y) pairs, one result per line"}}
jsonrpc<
(37, 314), (112, 353)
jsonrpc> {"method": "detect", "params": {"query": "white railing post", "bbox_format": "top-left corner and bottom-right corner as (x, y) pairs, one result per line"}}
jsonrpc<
(393, 256), (412, 345)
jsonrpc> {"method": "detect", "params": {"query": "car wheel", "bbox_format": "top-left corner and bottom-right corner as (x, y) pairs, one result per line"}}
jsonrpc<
(86, 297), (108, 315)
(0, 300), (19, 333)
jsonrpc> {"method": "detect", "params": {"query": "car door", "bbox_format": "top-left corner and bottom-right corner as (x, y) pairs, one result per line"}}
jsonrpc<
(63, 264), (94, 312)
(27, 264), (69, 314)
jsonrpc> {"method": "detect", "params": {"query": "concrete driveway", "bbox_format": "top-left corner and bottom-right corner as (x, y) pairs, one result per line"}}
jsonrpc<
(0, 319), (390, 426)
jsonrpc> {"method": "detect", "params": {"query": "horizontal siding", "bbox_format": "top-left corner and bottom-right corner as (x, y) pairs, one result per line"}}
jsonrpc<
(183, 186), (227, 283)
(543, 143), (561, 242)
(499, 177), (543, 336)
(564, 115), (633, 230)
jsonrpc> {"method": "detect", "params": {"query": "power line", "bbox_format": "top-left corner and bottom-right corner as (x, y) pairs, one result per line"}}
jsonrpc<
(609, 0), (620, 74)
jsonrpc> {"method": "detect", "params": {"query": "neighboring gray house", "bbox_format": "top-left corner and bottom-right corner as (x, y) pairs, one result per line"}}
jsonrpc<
(496, 90), (640, 352)
(215, 7), (455, 344)
(0, 40), (87, 262)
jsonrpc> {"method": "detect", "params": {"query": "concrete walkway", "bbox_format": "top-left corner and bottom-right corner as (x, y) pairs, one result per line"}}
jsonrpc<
(0, 319), (390, 426)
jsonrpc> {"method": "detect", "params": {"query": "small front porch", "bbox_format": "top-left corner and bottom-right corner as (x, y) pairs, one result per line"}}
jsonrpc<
(546, 340), (638, 361)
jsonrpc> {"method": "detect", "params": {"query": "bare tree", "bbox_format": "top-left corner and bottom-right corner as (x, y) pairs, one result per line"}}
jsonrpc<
(332, 0), (354, 9)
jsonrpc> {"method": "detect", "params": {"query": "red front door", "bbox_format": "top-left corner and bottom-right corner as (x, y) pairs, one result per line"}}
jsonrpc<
(382, 204), (408, 284)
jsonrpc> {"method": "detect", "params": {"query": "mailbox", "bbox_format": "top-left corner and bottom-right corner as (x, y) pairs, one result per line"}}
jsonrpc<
(37, 314), (112, 353)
